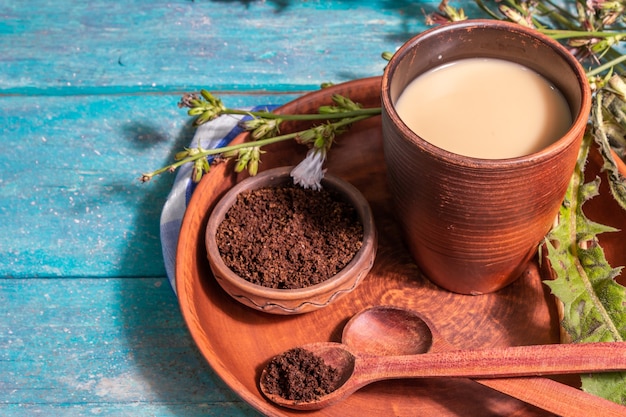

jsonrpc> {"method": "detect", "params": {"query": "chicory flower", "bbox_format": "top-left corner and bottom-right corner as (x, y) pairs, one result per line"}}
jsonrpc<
(290, 148), (327, 190)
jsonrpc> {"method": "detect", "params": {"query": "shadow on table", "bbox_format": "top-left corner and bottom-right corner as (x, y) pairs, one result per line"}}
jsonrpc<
(116, 119), (258, 415)
(116, 278), (258, 415)
(206, 0), (485, 43)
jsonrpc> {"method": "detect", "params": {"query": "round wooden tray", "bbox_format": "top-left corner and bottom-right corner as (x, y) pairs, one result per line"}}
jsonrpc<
(176, 77), (626, 416)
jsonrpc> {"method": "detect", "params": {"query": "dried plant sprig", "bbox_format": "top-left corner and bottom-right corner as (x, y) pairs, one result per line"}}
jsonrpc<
(144, 1), (626, 187)
(140, 95), (377, 183)
(178, 90), (379, 126)
(430, 0), (626, 80)
(592, 73), (626, 209)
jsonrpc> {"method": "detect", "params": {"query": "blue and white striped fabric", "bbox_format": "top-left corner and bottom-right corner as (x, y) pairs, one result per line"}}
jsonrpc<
(159, 105), (277, 292)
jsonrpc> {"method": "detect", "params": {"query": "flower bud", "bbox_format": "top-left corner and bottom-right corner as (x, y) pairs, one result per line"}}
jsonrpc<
(187, 107), (206, 116)
(222, 149), (239, 159)
(381, 51), (394, 61)
(318, 105), (340, 114)
(242, 118), (263, 130)
(200, 89), (217, 103)
(296, 129), (317, 144)
(250, 118), (281, 140)
(234, 148), (252, 173)
(251, 125), (272, 140)
(192, 159), (205, 183)
(498, 5), (531, 27)
(234, 158), (248, 173)
(174, 150), (190, 160)
(248, 159), (259, 176)
(609, 74), (626, 100)
(194, 110), (215, 126)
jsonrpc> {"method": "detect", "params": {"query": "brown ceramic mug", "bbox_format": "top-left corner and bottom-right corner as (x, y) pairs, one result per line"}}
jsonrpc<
(381, 20), (591, 294)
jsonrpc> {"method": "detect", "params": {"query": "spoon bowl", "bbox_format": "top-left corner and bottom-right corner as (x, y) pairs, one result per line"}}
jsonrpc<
(342, 305), (433, 356)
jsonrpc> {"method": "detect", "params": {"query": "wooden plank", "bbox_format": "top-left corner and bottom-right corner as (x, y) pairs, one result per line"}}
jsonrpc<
(0, 93), (299, 278)
(1, 404), (254, 417)
(0, 3), (492, 416)
(0, 0), (484, 94)
(0, 277), (259, 416)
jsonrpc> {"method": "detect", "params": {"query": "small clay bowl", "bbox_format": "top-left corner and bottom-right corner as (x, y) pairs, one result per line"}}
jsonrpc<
(205, 166), (377, 315)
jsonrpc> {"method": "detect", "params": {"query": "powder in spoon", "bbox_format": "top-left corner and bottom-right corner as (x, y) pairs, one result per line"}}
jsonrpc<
(262, 347), (341, 401)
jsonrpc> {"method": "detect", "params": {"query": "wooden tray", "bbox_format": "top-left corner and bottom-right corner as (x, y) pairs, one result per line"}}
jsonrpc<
(176, 77), (626, 416)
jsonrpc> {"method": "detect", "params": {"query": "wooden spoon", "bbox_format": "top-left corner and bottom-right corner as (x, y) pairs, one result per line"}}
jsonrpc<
(342, 306), (626, 417)
(260, 310), (626, 411)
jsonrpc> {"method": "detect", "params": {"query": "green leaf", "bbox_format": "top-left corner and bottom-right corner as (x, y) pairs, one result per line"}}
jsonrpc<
(543, 131), (626, 404)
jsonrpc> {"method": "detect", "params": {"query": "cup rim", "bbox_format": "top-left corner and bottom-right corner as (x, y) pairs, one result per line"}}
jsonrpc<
(381, 19), (591, 168)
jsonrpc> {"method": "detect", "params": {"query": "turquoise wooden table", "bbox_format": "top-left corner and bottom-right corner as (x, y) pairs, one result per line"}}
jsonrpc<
(2, 1), (495, 415)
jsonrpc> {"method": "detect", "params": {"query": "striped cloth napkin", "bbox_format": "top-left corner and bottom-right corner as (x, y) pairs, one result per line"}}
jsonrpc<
(159, 105), (277, 293)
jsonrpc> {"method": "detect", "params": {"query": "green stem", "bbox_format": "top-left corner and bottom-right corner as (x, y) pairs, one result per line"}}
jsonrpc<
(540, 29), (626, 40)
(587, 54), (626, 77)
(222, 107), (382, 120)
(145, 133), (302, 178)
(474, 0), (500, 20)
(475, 0), (626, 41)
(143, 114), (374, 180)
(534, 0), (579, 30)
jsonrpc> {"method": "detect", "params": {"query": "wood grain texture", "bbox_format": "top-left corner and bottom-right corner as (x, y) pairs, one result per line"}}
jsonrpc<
(0, 277), (259, 416)
(176, 78), (565, 417)
(262, 340), (626, 410)
(0, 93), (297, 278)
(177, 77), (626, 416)
(0, 0), (482, 94)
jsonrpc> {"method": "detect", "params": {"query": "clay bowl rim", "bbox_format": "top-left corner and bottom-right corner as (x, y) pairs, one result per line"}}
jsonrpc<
(381, 18), (592, 169)
(204, 165), (377, 301)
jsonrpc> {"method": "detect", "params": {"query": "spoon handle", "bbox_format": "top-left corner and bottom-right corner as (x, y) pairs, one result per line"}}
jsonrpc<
(358, 342), (626, 380)
(478, 377), (626, 417)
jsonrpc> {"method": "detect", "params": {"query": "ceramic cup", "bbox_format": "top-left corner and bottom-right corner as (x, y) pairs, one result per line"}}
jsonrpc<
(381, 20), (591, 294)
